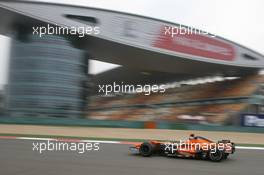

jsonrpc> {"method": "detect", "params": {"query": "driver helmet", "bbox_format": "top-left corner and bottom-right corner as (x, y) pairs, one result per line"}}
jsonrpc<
(189, 133), (195, 140)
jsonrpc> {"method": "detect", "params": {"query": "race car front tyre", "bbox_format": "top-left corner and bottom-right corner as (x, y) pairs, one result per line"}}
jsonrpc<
(139, 142), (155, 157)
(208, 149), (224, 162)
(195, 151), (208, 160)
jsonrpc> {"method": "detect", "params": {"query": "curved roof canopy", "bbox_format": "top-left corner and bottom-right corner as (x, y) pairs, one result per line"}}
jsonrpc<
(0, 0), (263, 79)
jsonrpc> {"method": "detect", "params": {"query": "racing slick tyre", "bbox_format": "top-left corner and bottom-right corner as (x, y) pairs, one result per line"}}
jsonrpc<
(208, 149), (224, 162)
(231, 143), (236, 153)
(219, 140), (230, 143)
(195, 151), (207, 160)
(139, 142), (155, 157)
(223, 153), (229, 160)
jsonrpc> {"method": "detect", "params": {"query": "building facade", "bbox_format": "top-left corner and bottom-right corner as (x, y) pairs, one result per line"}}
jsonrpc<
(7, 34), (89, 118)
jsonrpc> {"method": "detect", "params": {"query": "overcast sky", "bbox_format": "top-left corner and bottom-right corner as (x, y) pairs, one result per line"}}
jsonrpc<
(0, 0), (264, 88)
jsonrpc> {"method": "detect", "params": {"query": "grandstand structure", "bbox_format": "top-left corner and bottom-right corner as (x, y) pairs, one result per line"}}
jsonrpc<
(0, 1), (264, 125)
(88, 74), (264, 125)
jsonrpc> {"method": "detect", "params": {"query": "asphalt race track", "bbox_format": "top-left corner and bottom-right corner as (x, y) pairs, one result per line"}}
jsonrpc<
(0, 139), (263, 175)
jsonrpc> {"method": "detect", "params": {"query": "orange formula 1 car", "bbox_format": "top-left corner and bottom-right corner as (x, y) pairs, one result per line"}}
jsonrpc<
(129, 134), (235, 162)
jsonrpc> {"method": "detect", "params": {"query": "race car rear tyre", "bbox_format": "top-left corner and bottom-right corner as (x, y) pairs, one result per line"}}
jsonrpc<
(219, 140), (230, 143)
(208, 149), (224, 162)
(139, 142), (154, 157)
(223, 153), (229, 160)
(231, 143), (236, 153)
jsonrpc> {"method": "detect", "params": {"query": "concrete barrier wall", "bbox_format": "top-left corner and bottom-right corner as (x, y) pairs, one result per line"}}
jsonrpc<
(0, 116), (263, 133)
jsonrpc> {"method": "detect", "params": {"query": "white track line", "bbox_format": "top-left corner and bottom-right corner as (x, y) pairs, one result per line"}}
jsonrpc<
(18, 137), (56, 141)
(236, 146), (264, 150)
(17, 137), (120, 144)
(82, 140), (121, 144)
